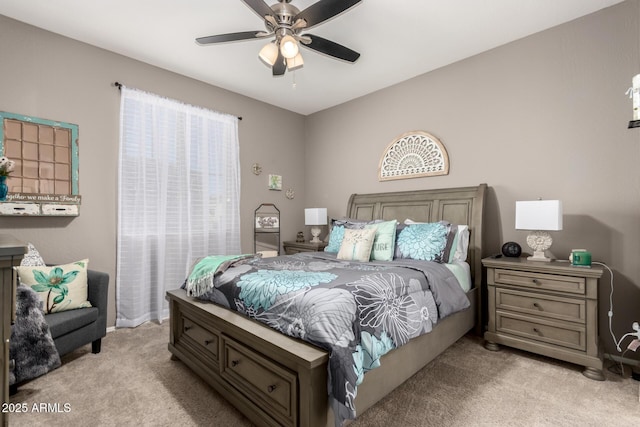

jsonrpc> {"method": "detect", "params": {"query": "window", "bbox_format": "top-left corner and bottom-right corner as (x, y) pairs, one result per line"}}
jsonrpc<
(116, 87), (241, 327)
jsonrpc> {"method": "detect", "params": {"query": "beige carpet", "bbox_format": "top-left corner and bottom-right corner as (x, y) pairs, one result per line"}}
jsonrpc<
(9, 321), (640, 426)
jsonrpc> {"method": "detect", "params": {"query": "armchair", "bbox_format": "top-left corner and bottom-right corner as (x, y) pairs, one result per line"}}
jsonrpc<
(44, 270), (109, 356)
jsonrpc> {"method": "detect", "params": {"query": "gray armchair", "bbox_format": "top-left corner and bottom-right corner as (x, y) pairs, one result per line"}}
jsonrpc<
(44, 270), (109, 356)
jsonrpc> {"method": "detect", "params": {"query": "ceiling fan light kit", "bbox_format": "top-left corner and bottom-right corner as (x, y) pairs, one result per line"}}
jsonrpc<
(279, 34), (299, 58)
(197, 0), (362, 76)
(286, 53), (304, 71)
(258, 42), (279, 66)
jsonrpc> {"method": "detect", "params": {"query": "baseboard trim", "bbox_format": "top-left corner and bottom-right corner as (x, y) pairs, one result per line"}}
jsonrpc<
(106, 317), (169, 334)
(605, 353), (640, 367)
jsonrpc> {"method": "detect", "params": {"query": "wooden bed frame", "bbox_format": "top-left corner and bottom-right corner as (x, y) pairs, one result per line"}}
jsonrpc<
(167, 184), (487, 427)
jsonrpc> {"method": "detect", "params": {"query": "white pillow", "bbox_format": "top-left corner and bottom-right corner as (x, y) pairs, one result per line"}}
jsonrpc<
(452, 225), (470, 262)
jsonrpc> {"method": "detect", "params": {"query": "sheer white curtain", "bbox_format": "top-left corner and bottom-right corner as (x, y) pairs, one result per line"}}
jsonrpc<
(116, 86), (241, 327)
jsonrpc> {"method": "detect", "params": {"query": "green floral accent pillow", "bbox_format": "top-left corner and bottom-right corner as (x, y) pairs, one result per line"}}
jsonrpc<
(16, 259), (92, 314)
(337, 228), (377, 262)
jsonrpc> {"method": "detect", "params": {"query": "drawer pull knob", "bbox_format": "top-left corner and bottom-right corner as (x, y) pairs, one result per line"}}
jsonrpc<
(533, 327), (541, 335)
(267, 384), (277, 393)
(533, 302), (543, 310)
(231, 360), (240, 367)
(184, 325), (192, 331)
(204, 339), (213, 345)
(532, 279), (541, 285)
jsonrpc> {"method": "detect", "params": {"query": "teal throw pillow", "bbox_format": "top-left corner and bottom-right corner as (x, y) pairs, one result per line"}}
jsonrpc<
(324, 225), (345, 253)
(395, 222), (450, 262)
(365, 219), (397, 261)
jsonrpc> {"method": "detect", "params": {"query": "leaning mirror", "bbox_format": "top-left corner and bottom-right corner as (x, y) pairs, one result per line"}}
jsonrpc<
(254, 203), (280, 256)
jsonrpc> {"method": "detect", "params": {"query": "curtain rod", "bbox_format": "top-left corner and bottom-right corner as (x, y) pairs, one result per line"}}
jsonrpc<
(113, 82), (242, 121)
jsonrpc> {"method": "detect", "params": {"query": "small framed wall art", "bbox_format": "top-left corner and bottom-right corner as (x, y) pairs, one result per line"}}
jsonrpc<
(268, 174), (282, 191)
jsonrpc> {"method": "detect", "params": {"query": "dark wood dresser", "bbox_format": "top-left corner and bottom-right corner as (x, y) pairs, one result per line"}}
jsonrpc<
(0, 235), (26, 426)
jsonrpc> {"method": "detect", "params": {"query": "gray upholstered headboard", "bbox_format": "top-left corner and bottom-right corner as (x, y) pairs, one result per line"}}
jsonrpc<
(345, 184), (487, 290)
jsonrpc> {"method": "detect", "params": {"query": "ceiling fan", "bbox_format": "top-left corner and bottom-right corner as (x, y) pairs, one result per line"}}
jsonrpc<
(196, 0), (362, 76)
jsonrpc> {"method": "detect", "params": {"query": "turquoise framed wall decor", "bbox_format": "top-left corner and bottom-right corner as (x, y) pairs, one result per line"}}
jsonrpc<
(0, 111), (80, 201)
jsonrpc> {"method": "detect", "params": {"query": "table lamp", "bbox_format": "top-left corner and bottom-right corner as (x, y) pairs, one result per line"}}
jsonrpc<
(304, 208), (327, 243)
(515, 200), (563, 262)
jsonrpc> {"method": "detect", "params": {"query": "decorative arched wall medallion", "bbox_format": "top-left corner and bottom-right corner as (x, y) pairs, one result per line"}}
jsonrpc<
(378, 131), (449, 181)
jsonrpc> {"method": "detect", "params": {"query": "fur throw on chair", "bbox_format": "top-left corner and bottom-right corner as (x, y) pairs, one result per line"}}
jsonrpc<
(9, 286), (61, 386)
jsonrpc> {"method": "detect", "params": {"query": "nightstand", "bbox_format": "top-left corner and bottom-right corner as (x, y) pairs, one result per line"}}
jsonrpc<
(283, 241), (327, 255)
(482, 256), (604, 380)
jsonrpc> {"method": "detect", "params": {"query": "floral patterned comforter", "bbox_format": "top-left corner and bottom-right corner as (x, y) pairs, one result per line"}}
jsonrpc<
(189, 251), (470, 426)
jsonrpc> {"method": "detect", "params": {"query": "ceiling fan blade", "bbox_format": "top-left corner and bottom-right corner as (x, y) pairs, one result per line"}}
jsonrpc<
(272, 50), (286, 76)
(302, 34), (360, 63)
(241, 0), (274, 20)
(196, 31), (268, 44)
(295, 0), (362, 29)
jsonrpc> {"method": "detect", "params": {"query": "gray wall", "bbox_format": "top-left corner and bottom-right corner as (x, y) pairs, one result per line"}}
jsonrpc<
(304, 0), (640, 360)
(0, 15), (307, 328)
(1, 0), (638, 362)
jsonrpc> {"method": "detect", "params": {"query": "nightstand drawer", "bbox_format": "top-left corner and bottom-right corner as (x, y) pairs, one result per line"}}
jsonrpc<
(283, 241), (327, 255)
(495, 269), (586, 295)
(496, 311), (586, 351)
(496, 288), (586, 324)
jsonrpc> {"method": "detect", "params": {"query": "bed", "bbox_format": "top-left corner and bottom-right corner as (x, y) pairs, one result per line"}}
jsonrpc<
(167, 183), (487, 427)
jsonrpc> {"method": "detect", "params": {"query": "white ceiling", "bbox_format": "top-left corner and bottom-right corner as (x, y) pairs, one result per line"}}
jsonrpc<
(0, 0), (625, 115)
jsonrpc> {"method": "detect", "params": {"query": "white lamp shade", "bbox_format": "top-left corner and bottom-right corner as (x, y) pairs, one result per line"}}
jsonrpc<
(259, 42), (278, 66)
(304, 208), (327, 226)
(280, 35), (299, 59)
(286, 53), (304, 71)
(515, 200), (563, 231)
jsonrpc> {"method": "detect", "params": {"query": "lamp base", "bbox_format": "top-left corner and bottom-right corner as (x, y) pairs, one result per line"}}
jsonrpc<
(527, 250), (552, 262)
(526, 231), (554, 262)
(310, 227), (321, 244)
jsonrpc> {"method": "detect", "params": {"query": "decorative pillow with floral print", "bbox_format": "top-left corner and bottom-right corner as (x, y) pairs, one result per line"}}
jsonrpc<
(15, 259), (92, 313)
(394, 222), (451, 262)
